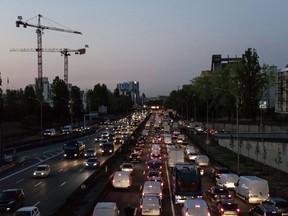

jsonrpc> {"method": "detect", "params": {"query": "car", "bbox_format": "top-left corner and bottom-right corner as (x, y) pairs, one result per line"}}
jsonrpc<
(150, 149), (162, 160)
(114, 137), (123, 145)
(181, 198), (211, 216)
(92, 202), (120, 216)
(94, 135), (102, 142)
(261, 197), (288, 215)
(120, 162), (134, 174)
(129, 152), (141, 163)
(84, 148), (97, 158)
(99, 139), (109, 147)
(134, 146), (143, 155)
(211, 167), (232, 180)
(140, 195), (162, 216)
(147, 170), (161, 179)
(149, 176), (164, 188)
(217, 199), (240, 216)
(151, 144), (161, 151)
(146, 159), (162, 171)
(13, 206), (41, 216)
(0, 189), (25, 212)
(85, 157), (100, 169)
(207, 186), (231, 203)
(187, 152), (199, 161)
(166, 143), (176, 153)
(43, 128), (56, 136)
(33, 165), (51, 178)
(249, 204), (282, 216)
(112, 171), (132, 189)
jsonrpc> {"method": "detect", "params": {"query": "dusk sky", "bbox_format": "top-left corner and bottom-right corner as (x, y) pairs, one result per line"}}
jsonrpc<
(1, 0), (288, 97)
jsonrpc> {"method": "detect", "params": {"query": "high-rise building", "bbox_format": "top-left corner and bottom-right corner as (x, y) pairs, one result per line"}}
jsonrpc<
(117, 81), (140, 104)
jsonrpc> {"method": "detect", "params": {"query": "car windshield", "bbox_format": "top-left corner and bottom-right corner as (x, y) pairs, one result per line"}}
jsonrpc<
(122, 164), (133, 169)
(214, 188), (229, 194)
(87, 150), (94, 153)
(36, 166), (46, 171)
(88, 158), (98, 162)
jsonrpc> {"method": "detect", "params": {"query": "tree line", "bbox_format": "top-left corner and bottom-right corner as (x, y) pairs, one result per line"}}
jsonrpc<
(0, 75), (134, 130)
(164, 48), (276, 124)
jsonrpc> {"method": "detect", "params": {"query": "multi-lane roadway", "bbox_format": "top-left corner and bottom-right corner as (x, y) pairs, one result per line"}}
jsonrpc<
(0, 120), (257, 216)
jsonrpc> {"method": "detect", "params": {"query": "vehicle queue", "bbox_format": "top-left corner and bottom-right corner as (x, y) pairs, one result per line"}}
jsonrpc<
(0, 109), (287, 216)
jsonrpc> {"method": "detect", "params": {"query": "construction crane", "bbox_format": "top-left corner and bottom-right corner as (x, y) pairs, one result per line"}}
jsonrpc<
(15, 14), (82, 92)
(10, 47), (86, 85)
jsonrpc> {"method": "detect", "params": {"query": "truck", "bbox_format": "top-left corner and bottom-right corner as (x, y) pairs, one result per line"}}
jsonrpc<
(168, 148), (184, 169)
(63, 140), (85, 158)
(172, 163), (202, 204)
(234, 176), (269, 204)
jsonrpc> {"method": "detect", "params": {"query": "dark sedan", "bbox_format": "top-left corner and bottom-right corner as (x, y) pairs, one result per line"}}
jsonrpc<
(261, 197), (288, 215)
(207, 186), (231, 203)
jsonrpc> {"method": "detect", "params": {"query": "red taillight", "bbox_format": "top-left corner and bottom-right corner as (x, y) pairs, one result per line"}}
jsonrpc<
(207, 211), (211, 216)
(237, 208), (240, 212)
(220, 208), (224, 212)
(228, 194), (232, 198)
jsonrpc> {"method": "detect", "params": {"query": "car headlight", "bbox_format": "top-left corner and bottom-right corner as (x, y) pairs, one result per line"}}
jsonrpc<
(85, 163), (89, 166)
(101, 150), (104, 152)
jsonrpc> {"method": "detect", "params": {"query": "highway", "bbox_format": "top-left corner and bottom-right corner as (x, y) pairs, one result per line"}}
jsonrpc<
(0, 127), (121, 216)
(0, 114), (259, 216)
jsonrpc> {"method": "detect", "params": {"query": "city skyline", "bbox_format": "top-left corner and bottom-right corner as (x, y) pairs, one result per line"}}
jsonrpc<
(1, 0), (288, 97)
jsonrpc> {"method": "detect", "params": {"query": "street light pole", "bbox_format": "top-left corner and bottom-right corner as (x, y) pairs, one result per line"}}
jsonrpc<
(236, 97), (239, 175)
(40, 101), (43, 144)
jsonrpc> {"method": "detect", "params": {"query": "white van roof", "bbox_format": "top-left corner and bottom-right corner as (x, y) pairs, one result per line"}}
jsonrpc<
(185, 198), (208, 208)
(93, 202), (117, 215)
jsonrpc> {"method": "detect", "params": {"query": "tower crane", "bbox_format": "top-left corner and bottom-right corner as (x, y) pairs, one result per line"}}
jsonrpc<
(10, 47), (86, 85)
(15, 14), (82, 92)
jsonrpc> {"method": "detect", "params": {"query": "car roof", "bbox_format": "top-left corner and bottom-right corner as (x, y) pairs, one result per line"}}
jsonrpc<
(185, 198), (208, 207)
(37, 164), (49, 167)
(95, 202), (117, 208)
(15, 206), (38, 212)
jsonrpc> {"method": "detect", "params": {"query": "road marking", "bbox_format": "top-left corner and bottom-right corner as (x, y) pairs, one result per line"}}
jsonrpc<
(34, 182), (42, 187)
(0, 150), (63, 182)
(142, 171), (146, 175)
(16, 179), (24, 184)
(34, 201), (40, 206)
(79, 168), (83, 172)
(140, 185), (143, 190)
(60, 182), (66, 187)
(58, 169), (63, 172)
(165, 161), (175, 216)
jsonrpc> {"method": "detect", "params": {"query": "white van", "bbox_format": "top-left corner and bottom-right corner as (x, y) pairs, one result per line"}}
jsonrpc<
(140, 195), (162, 216)
(185, 145), (196, 155)
(234, 176), (269, 204)
(216, 173), (239, 189)
(181, 198), (211, 216)
(112, 171), (132, 189)
(92, 202), (119, 216)
(195, 155), (209, 166)
(142, 181), (162, 199)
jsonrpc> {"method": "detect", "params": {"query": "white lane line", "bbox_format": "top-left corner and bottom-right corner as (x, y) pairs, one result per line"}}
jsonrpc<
(139, 185), (143, 190)
(34, 182), (42, 187)
(79, 168), (83, 172)
(58, 169), (63, 172)
(34, 201), (41, 206)
(165, 161), (175, 216)
(142, 171), (146, 175)
(60, 182), (66, 187)
(16, 179), (24, 184)
(0, 151), (64, 182)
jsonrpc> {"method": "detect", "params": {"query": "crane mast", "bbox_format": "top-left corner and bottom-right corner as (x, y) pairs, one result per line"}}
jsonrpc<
(15, 14), (82, 92)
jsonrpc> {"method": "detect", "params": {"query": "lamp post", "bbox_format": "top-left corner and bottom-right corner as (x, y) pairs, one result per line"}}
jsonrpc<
(215, 88), (240, 175)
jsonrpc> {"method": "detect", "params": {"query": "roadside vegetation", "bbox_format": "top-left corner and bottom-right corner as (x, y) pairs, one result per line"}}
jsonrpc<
(188, 133), (288, 200)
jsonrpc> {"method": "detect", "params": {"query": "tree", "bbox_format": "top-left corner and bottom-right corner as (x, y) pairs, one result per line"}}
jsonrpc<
(274, 148), (283, 173)
(70, 85), (83, 121)
(246, 140), (252, 159)
(255, 141), (260, 169)
(237, 48), (263, 120)
(51, 76), (69, 122)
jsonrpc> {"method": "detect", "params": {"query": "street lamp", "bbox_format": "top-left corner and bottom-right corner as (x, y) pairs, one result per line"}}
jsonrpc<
(215, 88), (240, 175)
